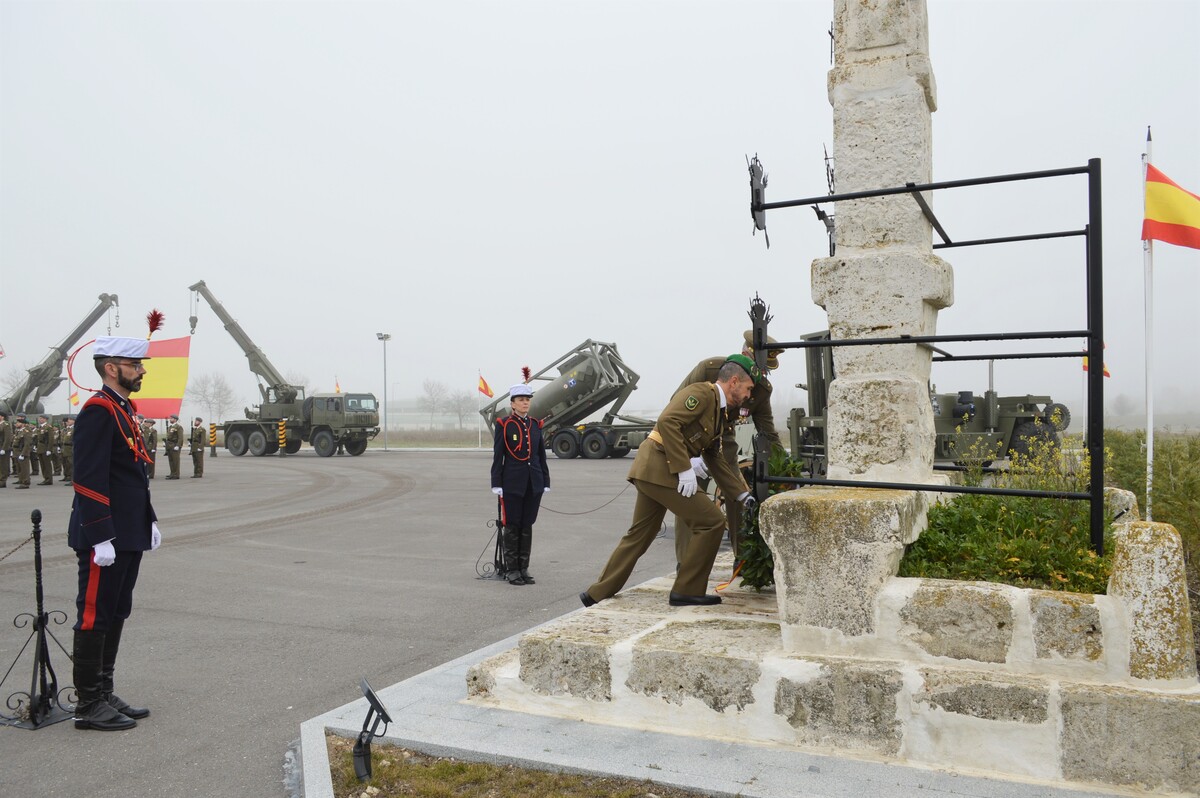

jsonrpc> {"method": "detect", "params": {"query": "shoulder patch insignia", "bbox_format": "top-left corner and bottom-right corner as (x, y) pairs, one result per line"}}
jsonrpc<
(684, 395), (699, 410)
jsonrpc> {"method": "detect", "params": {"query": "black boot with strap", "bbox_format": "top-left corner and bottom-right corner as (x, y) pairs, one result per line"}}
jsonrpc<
(72, 630), (136, 731)
(100, 619), (150, 719)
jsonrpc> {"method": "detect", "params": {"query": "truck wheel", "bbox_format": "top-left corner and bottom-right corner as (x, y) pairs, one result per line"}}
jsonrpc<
(283, 439), (301, 454)
(247, 429), (268, 456)
(581, 430), (609, 459)
(345, 439), (368, 456)
(226, 429), (248, 456)
(1009, 421), (1056, 461)
(609, 446), (631, 458)
(1044, 403), (1071, 431)
(552, 431), (579, 459)
(312, 430), (336, 458)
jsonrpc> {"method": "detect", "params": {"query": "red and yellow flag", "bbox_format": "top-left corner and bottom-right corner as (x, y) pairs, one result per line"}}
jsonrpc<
(1143, 164), (1200, 249)
(136, 336), (191, 417)
(478, 375), (494, 398)
(334, 376), (341, 394)
(1082, 356), (1111, 378)
(69, 391), (80, 406)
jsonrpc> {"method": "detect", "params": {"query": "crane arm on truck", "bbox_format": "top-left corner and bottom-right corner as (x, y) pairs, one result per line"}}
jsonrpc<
(188, 280), (299, 404)
(1, 293), (119, 416)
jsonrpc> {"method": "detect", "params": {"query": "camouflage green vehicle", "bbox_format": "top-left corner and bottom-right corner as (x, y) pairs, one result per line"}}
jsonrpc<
(189, 281), (379, 457)
(783, 331), (1069, 474)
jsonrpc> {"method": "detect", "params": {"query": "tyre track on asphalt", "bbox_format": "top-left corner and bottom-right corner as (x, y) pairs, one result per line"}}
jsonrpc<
(0, 464), (416, 574)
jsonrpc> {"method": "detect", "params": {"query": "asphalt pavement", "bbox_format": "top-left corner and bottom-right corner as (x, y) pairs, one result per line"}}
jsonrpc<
(0, 448), (667, 798)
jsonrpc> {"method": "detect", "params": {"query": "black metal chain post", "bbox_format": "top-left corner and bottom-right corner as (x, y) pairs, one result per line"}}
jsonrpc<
(0, 509), (75, 729)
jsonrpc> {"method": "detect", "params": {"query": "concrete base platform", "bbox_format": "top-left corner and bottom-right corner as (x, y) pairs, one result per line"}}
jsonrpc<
(299, 560), (1158, 798)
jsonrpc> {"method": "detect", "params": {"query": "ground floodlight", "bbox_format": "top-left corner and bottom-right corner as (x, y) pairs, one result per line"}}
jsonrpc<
(352, 677), (393, 781)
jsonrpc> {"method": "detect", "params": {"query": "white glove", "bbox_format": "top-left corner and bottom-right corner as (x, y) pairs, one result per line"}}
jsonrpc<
(690, 456), (708, 479)
(677, 469), (698, 498)
(45, 450), (51, 456)
(18, 455), (24, 461)
(93, 540), (116, 567)
(737, 491), (757, 510)
(491, 487), (503, 496)
(543, 487), (550, 493)
(174, 446), (180, 451)
(150, 522), (162, 551)
(0, 450), (5, 456)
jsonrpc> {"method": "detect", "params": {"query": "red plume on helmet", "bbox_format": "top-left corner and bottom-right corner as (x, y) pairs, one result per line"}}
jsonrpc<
(521, 366), (532, 384)
(146, 309), (165, 340)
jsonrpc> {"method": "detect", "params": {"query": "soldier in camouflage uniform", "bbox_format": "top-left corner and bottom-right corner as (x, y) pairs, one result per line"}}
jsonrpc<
(164, 414), (183, 479)
(36, 414), (55, 485)
(26, 414), (39, 477)
(51, 418), (63, 476)
(0, 411), (12, 488)
(60, 416), (75, 485)
(189, 417), (205, 478)
(13, 417), (32, 488)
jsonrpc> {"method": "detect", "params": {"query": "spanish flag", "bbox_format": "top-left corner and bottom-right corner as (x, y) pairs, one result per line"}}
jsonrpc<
(69, 391), (80, 406)
(136, 336), (191, 417)
(478, 375), (493, 398)
(1142, 164), (1200, 249)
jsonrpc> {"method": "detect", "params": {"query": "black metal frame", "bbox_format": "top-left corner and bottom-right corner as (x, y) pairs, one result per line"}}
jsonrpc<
(1, 510), (76, 729)
(748, 160), (1106, 553)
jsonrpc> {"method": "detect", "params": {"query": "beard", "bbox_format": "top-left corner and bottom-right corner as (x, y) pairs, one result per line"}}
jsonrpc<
(117, 371), (143, 393)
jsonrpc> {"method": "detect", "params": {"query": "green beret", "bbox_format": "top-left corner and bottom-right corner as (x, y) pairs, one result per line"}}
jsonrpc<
(725, 353), (762, 384)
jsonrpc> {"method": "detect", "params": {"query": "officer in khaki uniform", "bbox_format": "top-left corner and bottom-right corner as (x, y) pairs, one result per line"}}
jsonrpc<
(164, 414), (184, 479)
(51, 419), (63, 476)
(140, 417), (158, 478)
(0, 411), (12, 488)
(36, 415), (55, 485)
(60, 417), (75, 485)
(26, 414), (39, 478)
(189, 417), (205, 477)
(581, 355), (759, 608)
(675, 331), (784, 564)
(13, 417), (33, 488)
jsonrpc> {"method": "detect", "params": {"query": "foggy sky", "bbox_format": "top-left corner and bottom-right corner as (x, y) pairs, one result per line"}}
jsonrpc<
(2, 0), (1197, 427)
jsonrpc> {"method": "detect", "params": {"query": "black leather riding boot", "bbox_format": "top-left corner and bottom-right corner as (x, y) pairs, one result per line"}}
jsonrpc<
(518, 526), (535, 584)
(73, 630), (136, 731)
(502, 526), (523, 584)
(100, 620), (150, 719)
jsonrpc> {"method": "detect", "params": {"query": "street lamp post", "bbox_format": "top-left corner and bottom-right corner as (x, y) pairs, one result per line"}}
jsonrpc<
(376, 333), (391, 451)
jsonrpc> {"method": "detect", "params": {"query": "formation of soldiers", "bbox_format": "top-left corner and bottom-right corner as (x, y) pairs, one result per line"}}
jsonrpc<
(1, 409), (207, 488)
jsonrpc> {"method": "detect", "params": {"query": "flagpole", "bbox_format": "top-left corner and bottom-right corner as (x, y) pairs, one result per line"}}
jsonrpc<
(1142, 127), (1154, 522)
(478, 370), (483, 449)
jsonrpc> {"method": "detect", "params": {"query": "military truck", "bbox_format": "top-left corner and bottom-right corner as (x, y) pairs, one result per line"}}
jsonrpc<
(1, 293), (119, 417)
(479, 339), (655, 459)
(785, 331), (1069, 473)
(188, 281), (379, 457)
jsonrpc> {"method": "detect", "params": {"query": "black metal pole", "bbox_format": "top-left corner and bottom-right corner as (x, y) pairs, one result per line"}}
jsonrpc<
(1087, 158), (1105, 555)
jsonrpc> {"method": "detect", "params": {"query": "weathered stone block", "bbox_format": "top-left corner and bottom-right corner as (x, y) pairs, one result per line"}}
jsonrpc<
(465, 649), (517, 698)
(518, 613), (660, 701)
(900, 581), (1014, 663)
(1104, 486), (1139, 524)
(917, 669), (1048, 723)
(825, 377), (936, 480)
(1029, 591), (1103, 662)
(775, 657), (903, 755)
(834, 0), (930, 63)
(762, 488), (921, 637)
(1108, 521), (1197, 680)
(1061, 683), (1200, 793)
(626, 619), (779, 713)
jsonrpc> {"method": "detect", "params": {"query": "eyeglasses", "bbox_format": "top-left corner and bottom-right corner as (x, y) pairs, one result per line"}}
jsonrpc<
(114, 360), (146, 372)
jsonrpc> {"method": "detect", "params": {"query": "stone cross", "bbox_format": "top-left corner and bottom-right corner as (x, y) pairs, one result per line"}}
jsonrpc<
(811, 0), (954, 483)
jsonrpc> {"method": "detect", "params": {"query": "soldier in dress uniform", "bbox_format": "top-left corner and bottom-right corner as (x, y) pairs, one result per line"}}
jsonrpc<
(51, 418), (64, 476)
(490, 382), (551, 585)
(0, 411), (12, 488)
(189, 417), (205, 477)
(140, 417), (158, 479)
(69, 335), (162, 731)
(36, 414), (55, 485)
(580, 355), (759, 608)
(12, 416), (33, 488)
(164, 414), (183, 479)
(60, 416), (75, 485)
(27, 413), (39, 478)
(674, 331), (784, 565)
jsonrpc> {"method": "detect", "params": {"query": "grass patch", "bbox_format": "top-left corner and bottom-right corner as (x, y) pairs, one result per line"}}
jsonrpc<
(327, 734), (714, 798)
